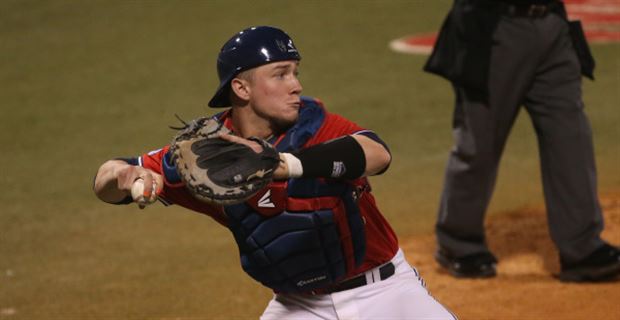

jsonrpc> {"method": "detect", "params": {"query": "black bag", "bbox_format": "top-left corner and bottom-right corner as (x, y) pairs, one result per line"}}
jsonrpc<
(423, 0), (500, 95)
(568, 20), (595, 79)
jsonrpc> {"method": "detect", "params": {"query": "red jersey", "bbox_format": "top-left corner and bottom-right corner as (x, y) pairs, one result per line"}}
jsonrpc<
(136, 98), (398, 279)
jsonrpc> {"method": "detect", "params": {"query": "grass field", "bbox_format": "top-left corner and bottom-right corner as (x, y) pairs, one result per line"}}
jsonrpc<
(1, 1), (618, 319)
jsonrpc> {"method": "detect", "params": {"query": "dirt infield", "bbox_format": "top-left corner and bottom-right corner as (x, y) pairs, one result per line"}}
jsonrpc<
(402, 192), (620, 320)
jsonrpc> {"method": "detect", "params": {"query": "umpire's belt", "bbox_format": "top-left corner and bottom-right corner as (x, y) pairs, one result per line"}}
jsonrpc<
(469, 0), (563, 18)
(502, 1), (562, 18)
(309, 262), (396, 295)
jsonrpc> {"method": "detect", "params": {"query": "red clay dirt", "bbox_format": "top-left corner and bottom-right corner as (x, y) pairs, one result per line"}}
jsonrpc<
(401, 192), (620, 320)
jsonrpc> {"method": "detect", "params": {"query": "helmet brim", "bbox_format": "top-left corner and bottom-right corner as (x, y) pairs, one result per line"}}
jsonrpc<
(208, 72), (236, 108)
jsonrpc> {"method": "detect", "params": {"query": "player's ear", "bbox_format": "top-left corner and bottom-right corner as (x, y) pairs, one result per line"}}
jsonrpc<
(230, 78), (251, 101)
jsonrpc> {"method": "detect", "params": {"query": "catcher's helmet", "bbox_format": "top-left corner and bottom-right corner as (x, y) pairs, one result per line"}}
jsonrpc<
(208, 26), (302, 108)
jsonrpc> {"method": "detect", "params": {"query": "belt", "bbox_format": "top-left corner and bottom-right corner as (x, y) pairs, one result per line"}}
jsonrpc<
(308, 262), (396, 295)
(500, 2), (562, 18)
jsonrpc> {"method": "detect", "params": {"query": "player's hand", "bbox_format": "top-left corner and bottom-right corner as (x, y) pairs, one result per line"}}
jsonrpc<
(273, 154), (290, 180)
(115, 164), (163, 209)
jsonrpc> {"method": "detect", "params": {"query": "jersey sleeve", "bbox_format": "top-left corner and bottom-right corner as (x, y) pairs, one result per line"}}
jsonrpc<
(308, 110), (391, 175)
(310, 112), (390, 151)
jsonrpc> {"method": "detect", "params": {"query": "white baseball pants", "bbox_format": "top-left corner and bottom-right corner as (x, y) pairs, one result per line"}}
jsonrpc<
(260, 249), (457, 320)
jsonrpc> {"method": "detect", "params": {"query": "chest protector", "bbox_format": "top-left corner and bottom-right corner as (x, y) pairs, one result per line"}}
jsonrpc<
(222, 98), (366, 293)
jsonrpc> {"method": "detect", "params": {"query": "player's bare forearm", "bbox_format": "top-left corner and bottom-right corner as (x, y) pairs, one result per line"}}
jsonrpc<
(93, 160), (132, 203)
(93, 160), (162, 204)
(352, 134), (391, 176)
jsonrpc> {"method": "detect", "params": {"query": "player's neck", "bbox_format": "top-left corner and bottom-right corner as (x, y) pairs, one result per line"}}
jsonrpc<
(230, 107), (274, 139)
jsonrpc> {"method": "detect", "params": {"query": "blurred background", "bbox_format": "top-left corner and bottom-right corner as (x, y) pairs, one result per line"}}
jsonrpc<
(1, 0), (618, 318)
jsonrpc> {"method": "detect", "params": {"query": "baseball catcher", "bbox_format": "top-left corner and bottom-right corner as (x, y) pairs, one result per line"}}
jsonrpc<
(92, 25), (456, 319)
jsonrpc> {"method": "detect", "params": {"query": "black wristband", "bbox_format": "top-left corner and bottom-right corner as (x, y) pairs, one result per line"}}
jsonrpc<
(292, 135), (366, 179)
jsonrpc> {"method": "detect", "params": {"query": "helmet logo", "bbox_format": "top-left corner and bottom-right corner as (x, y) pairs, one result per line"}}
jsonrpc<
(276, 39), (287, 53)
(287, 39), (298, 53)
(276, 39), (298, 54)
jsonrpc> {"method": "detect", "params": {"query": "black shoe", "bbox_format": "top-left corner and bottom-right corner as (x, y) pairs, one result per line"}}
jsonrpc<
(435, 249), (498, 278)
(559, 243), (620, 282)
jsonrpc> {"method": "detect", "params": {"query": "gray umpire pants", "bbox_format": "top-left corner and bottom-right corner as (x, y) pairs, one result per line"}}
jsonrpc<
(435, 11), (605, 264)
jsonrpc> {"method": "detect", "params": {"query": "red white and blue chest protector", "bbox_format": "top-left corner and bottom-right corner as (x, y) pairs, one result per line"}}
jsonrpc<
(137, 97), (398, 293)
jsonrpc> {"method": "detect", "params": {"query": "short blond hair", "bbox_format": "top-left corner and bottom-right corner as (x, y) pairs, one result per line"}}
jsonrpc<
(236, 69), (255, 82)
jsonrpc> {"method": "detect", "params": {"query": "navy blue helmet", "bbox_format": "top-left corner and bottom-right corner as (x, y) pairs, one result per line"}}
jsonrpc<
(208, 26), (302, 108)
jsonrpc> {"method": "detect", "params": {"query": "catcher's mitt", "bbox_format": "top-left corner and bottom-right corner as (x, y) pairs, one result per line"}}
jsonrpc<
(169, 117), (280, 205)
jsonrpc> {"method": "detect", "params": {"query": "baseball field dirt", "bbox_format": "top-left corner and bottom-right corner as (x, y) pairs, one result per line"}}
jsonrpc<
(401, 191), (620, 320)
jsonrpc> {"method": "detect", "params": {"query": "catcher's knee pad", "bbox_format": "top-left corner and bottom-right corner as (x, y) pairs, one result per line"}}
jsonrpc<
(226, 205), (347, 293)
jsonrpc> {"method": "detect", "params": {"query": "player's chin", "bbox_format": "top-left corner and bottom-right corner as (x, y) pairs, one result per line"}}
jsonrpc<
(280, 106), (299, 120)
(271, 113), (298, 132)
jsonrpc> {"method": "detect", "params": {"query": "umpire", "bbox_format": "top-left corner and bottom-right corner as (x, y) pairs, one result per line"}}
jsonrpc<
(425, 0), (620, 282)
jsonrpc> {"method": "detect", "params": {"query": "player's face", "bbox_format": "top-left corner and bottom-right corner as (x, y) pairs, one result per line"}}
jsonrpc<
(247, 61), (302, 131)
